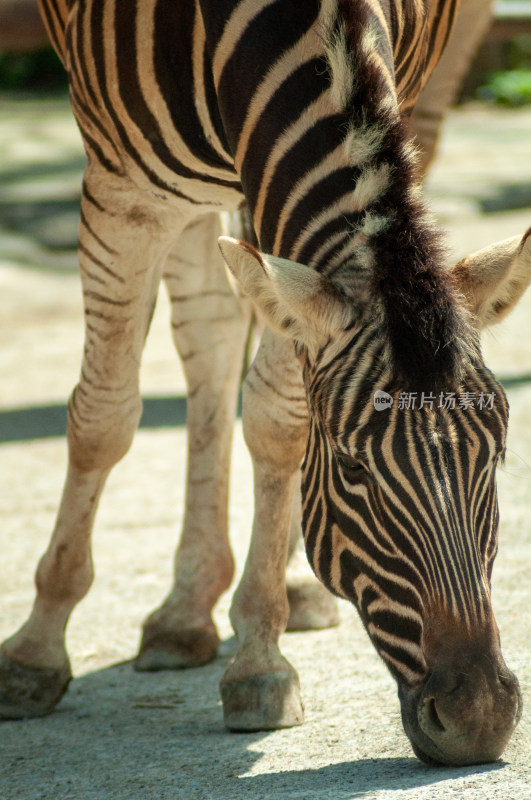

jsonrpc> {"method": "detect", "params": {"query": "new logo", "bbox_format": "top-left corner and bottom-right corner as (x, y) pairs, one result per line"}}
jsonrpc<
(373, 390), (393, 411)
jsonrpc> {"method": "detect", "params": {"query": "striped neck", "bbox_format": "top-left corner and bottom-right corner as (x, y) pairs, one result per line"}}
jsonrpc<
(203, 0), (472, 392)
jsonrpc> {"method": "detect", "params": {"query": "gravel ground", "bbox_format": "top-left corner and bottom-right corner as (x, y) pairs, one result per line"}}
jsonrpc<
(0, 95), (530, 799)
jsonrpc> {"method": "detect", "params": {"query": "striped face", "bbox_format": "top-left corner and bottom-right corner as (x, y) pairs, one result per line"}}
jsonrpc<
(300, 324), (509, 688)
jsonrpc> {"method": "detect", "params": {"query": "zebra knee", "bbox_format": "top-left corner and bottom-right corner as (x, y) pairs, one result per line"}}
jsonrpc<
(242, 380), (307, 474)
(241, 333), (307, 472)
(66, 387), (143, 474)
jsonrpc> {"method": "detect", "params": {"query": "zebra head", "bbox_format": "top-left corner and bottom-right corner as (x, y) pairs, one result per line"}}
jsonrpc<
(220, 231), (531, 766)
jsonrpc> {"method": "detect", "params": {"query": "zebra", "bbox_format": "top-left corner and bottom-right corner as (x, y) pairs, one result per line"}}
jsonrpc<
(1, 0), (529, 768)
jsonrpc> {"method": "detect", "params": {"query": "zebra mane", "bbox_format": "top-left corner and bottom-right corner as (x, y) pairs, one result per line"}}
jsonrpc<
(318, 0), (477, 392)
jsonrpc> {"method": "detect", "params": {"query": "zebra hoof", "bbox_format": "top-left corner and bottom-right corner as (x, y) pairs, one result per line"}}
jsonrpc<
(221, 666), (304, 731)
(134, 623), (220, 671)
(286, 580), (341, 631)
(0, 652), (72, 720)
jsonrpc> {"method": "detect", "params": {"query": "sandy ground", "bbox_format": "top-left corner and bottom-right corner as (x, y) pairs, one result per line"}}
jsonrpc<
(0, 95), (530, 799)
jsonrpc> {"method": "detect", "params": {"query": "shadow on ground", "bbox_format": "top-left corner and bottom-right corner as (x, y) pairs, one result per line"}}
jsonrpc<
(479, 183), (531, 214)
(238, 758), (504, 800)
(0, 151), (84, 267)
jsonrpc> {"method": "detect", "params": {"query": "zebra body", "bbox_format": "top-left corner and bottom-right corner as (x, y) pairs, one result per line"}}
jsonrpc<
(1, 0), (529, 766)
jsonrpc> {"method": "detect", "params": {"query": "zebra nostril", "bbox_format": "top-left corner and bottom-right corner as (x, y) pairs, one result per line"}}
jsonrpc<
(423, 696), (445, 733)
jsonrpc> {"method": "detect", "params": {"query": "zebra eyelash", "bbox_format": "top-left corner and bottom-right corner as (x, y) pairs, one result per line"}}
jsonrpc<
(334, 451), (370, 478)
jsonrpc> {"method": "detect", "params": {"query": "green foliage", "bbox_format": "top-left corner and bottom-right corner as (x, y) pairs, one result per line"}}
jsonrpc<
(475, 31), (531, 106)
(0, 48), (67, 92)
(478, 69), (531, 106)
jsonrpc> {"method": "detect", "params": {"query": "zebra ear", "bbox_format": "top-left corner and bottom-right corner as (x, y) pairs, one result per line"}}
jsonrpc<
(452, 229), (531, 329)
(218, 237), (356, 344)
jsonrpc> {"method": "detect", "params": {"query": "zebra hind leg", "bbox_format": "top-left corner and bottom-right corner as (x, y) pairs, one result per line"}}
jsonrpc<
(0, 171), (182, 719)
(135, 213), (251, 671)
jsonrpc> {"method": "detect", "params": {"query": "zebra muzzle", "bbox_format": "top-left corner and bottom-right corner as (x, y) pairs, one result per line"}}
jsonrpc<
(398, 632), (522, 766)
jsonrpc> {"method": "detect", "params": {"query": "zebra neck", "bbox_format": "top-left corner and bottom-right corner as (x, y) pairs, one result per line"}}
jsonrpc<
(200, 1), (400, 244)
(202, 0), (473, 392)
(202, 0), (434, 278)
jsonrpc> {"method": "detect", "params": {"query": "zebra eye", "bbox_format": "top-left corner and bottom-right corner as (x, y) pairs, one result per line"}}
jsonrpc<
(335, 452), (368, 478)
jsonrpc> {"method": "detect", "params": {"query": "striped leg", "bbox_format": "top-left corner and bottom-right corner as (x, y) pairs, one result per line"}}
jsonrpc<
(222, 209), (340, 633)
(0, 170), (181, 719)
(135, 214), (251, 671)
(221, 330), (309, 730)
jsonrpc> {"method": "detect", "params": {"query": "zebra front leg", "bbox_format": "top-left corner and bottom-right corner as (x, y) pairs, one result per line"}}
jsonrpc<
(135, 214), (251, 671)
(0, 174), (179, 719)
(221, 330), (308, 730)
(220, 208), (340, 633)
